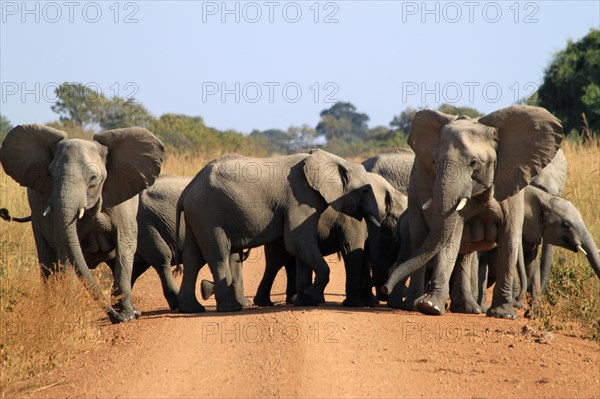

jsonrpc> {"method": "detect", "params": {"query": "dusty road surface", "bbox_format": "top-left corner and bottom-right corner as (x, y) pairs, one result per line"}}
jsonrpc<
(33, 253), (600, 398)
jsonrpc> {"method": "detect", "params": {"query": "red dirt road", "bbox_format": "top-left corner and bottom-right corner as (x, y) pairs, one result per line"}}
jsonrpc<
(32, 254), (600, 398)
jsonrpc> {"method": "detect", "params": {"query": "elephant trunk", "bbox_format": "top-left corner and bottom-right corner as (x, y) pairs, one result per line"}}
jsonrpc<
(54, 189), (113, 314)
(382, 176), (464, 295)
(575, 221), (600, 280)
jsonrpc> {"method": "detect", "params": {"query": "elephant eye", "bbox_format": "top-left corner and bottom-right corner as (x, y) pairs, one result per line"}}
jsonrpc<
(89, 175), (99, 184)
(562, 221), (571, 229)
(469, 159), (478, 168)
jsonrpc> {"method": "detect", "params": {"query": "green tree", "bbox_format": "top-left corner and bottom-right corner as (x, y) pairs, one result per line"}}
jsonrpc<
(316, 102), (369, 140)
(538, 29), (600, 136)
(390, 107), (423, 134)
(287, 124), (319, 152)
(0, 115), (12, 142)
(97, 97), (154, 130)
(50, 83), (104, 127)
(249, 128), (290, 154)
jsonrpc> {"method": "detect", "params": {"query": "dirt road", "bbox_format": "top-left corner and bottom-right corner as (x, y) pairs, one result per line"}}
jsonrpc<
(33, 255), (600, 398)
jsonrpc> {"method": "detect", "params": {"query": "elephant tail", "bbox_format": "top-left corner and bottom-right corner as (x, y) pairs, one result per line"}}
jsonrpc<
(0, 208), (32, 223)
(173, 195), (184, 275)
(515, 243), (528, 302)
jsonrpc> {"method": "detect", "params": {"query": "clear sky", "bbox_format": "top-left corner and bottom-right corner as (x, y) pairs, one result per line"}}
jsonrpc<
(1, 1), (599, 133)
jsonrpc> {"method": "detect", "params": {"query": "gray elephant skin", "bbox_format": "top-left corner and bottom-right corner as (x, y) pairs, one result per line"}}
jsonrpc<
(382, 105), (563, 319)
(246, 172), (407, 308)
(176, 149), (383, 312)
(0, 124), (164, 323)
(0, 174), (191, 311)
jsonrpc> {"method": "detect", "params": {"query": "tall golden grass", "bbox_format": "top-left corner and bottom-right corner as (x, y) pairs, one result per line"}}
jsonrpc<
(1, 142), (599, 396)
(536, 139), (600, 338)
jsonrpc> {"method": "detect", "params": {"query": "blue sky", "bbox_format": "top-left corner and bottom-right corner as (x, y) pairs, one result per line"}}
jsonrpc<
(1, 1), (599, 132)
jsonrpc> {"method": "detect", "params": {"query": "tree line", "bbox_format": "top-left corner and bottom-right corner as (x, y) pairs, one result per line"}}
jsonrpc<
(1, 29), (598, 153)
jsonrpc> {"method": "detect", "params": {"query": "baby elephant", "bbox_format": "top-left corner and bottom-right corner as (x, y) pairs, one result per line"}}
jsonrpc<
(176, 149), (383, 312)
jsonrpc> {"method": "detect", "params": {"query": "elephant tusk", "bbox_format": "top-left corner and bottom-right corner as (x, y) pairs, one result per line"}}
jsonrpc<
(576, 244), (588, 256)
(422, 198), (432, 210)
(367, 214), (381, 228)
(78, 208), (85, 219)
(43, 206), (51, 217)
(456, 198), (468, 211)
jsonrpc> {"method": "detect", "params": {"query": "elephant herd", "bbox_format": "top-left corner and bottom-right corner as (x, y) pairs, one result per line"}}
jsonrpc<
(1, 105), (598, 324)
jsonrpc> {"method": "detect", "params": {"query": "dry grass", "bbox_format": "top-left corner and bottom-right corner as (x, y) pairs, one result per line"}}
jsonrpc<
(1, 142), (599, 396)
(535, 139), (600, 339)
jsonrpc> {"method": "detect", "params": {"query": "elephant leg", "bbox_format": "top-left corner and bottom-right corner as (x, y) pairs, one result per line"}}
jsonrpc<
(32, 229), (58, 279)
(539, 242), (554, 292)
(293, 258), (319, 306)
(393, 208), (428, 310)
(392, 268), (422, 310)
(449, 253), (482, 314)
(112, 240), (137, 322)
(131, 257), (150, 288)
(477, 253), (489, 312)
(254, 241), (287, 307)
(524, 246), (541, 318)
(150, 259), (179, 311)
(204, 235), (242, 312)
(342, 248), (366, 307)
(283, 257), (297, 304)
(178, 229), (206, 313)
(487, 212), (521, 320)
(359, 248), (378, 307)
(230, 253), (251, 307)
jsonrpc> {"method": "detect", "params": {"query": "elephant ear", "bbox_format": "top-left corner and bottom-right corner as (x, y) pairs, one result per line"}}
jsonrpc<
(407, 110), (456, 172)
(0, 124), (66, 195)
(303, 149), (348, 210)
(93, 127), (164, 208)
(479, 105), (563, 202)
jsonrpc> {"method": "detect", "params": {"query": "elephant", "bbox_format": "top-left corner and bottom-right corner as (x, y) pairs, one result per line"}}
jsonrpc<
(382, 105), (563, 319)
(0, 175), (188, 311)
(521, 184), (600, 302)
(244, 172), (407, 307)
(176, 149), (383, 312)
(0, 124), (164, 323)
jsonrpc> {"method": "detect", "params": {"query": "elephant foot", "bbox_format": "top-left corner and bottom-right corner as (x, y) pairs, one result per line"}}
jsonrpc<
(240, 297), (253, 307)
(449, 300), (482, 314)
(293, 294), (320, 306)
(513, 299), (524, 309)
(342, 297), (365, 307)
(524, 307), (540, 319)
(479, 302), (490, 313)
(416, 294), (446, 316)
(165, 293), (179, 311)
(285, 295), (295, 305)
(216, 296), (243, 312)
(114, 299), (140, 319)
(253, 295), (274, 307)
(486, 304), (517, 320)
(200, 280), (215, 300)
(303, 285), (325, 304)
(107, 307), (136, 324)
(360, 291), (379, 307)
(178, 295), (206, 313)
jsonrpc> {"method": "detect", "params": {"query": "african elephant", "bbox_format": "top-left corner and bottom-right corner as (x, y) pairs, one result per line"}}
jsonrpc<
(522, 185), (600, 299)
(0, 175), (188, 310)
(362, 148), (415, 298)
(246, 172), (407, 307)
(382, 106), (563, 319)
(176, 149), (383, 312)
(0, 124), (164, 323)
